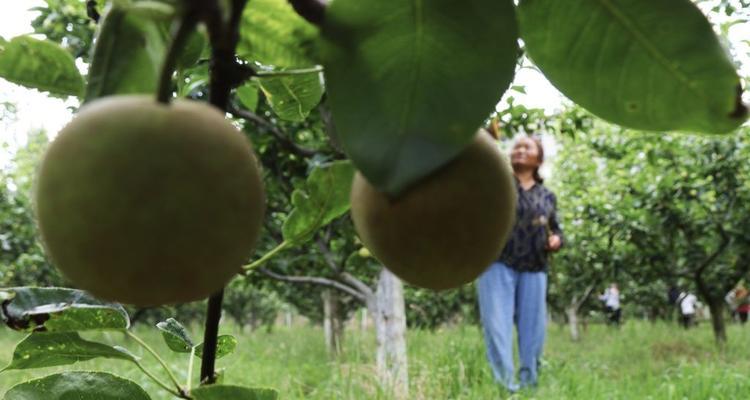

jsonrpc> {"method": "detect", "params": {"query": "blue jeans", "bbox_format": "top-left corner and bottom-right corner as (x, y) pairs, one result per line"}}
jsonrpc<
(477, 262), (547, 392)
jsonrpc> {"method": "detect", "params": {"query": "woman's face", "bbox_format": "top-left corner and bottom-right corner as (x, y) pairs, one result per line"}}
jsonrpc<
(511, 137), (541, 170)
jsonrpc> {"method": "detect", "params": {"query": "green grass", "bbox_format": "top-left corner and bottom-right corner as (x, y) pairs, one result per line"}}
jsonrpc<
(1, 320), (750, 399)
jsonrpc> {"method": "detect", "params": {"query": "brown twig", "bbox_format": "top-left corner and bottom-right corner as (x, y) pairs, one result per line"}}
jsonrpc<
(230, 106), (318, 157)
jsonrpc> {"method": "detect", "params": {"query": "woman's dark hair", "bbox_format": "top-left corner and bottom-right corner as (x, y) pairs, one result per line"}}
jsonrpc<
(529, 135), (544, 184)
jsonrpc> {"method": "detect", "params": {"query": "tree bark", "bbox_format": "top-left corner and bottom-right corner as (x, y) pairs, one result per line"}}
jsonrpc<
(706, 298), (727, 347)
(360, 308), (370, 331)
(566, 306), (580, 342)
(373, 269), (409, 398)
(322, 289), (344, 356)
(565, 285), (595, 341)
(284, 309), (293, 328)
(695, 274), (728, 346)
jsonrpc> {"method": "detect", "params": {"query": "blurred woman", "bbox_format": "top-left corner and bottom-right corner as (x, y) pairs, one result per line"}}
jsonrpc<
(478, 135), (563, 392)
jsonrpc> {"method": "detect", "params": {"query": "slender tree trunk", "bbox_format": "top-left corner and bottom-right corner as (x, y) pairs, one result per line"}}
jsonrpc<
(249, 311), (259, 332)
(284, 309), (292, 328)
(360, 308), (369, 331)
(566, 306), (580, 341)
(322, 289), (344, 356)
(706, 299), (727, 347)
(695, 275), (728, 347)
(373, 268), (409, 398)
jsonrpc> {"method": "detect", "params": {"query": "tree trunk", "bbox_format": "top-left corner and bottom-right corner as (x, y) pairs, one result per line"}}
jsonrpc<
(706, 298), (727, 347)
(372, 268), (409, 398)
(360, 308), (369, 331)
(284, 309), (292, 328)
(566, 306), (580, 341)
(322, 289), (344, 356)
(249, 311), (259, 332)
(695, 275), (727, 346)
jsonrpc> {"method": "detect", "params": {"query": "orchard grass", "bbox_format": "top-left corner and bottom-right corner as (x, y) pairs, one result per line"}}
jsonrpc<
(2, 320), (750, 399)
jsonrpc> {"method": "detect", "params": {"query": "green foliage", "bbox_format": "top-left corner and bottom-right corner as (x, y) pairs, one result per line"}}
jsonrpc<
(4, 371), (152, 400)
(156, 318), (194, 352)
(0, 288), (275, 398)
(282, 160), (355, 244)
(155, 317), (237, 358)
(30, 0), (96, 60)
(236, 81), (260, 111)
(4, 323), (750, 399)
(223, 279), (283, 331)
(3, 0), (749, 397)
(320, 0), (519, 195)
(0, 132), (61, 290)
(550, 118), (750, 339)
(176, 29), (208, 70)
(257, 69), (324, 122)
(518, 0), (746, 133)
(0, 36), (84, 97)
(0, 287), (129, 332)
(237, 0), (318, 67)
(404, 285), (479, 329)
(85, 3), (169, 102)
(191, 385), (278, 400)
(195, 335), (238, 360)
(1, 332), (136, 372)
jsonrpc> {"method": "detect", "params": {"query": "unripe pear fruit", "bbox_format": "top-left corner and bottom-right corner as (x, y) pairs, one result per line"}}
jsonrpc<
(358, 247), (371, 258)
(35, 96), (265, 306)
(350, 133), (516, 290)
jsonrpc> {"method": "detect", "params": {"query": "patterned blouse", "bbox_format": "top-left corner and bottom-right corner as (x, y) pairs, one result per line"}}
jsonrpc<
(498, 178), (563, 272)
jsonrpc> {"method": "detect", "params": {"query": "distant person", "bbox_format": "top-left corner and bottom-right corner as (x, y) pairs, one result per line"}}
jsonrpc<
(734, 287), (749, 324)
(599, 283), (621, 326)
(478, 135), (563, 393)
(725, 288), (738, 322)
(677, 291), (698, 329)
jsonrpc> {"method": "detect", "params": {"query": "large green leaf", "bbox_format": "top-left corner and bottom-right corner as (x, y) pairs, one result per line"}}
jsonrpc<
(282, 161), (355, 244)
(195, 335), (238, 360)
(257, 69), (324, 122)
(85, 3), (169, 102)
(1, 332), (136, 372)
(0, 36), (84, 97)
(156, 318), (194, 353)
(177, 29), (208, 70)
(238, 0), (318, 67)
(320, 0), (519, 195)
(0, 287), (129, 332)
(191, 385), (278, 400)
(517, 0), (747, 134)
(3, 371), (151, 400)
(236, 81), (260, 111)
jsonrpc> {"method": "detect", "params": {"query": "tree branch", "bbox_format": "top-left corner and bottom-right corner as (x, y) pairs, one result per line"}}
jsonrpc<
(574, 284), (597, 311)
(202, 0), (251, 110)
(316, 237), (342, 272)
(258, 268), (367, 302)
(315, 235), (376, 299)
(158, 13), (199, 103)
(199, 290), (224, 384)
(230, 106), (318, 157)
(287, 0), (327, 26)
(86, 1), (100, 23)
(196, 0), (248, 385)
(339, 271), (374, 299)
(695, 226), (731, 277)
